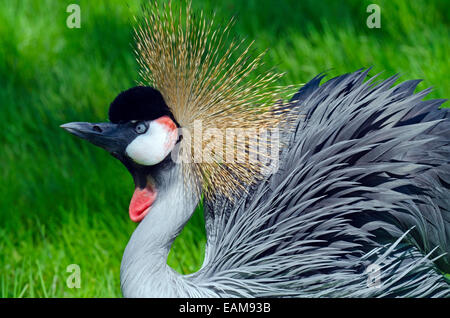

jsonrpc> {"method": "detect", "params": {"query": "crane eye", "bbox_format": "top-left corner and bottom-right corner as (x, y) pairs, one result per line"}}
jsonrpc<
(135, 122), (148, 134)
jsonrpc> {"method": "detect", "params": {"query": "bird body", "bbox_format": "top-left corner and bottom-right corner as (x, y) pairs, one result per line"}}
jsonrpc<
(116, 70), (450, 297)
(61, 2), (450, 297)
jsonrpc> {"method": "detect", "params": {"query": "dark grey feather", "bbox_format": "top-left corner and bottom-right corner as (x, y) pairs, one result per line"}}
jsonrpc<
(190, 70), (450, 297)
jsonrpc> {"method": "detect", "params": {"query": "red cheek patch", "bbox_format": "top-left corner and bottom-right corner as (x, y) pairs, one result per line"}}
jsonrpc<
(155, 116), (178, 152)
(129, 186), (157, 223)
(155, 116), (177, 132)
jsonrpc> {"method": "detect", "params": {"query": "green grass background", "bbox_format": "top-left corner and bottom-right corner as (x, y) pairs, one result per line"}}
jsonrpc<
(0, 0), (448, 297)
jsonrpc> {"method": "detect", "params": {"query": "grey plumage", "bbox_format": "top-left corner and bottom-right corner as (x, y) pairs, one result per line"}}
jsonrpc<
(186, 69), (450, 297)
(118, 69), (450, 297)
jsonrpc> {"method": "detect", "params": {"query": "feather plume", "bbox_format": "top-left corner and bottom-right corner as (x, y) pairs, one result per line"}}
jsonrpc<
(133, 1), (297, 198)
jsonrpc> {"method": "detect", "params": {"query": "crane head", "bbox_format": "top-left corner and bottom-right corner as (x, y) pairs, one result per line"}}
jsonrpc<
(61, 86), (179, 222)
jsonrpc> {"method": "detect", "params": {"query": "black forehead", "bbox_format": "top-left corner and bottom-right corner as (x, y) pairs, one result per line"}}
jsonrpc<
(108, 86), (174, 123)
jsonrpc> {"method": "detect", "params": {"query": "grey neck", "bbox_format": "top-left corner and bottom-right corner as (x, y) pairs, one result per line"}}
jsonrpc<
(120, 163), (206, 297)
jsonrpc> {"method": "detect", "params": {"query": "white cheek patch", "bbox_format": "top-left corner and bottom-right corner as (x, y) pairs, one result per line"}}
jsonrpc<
(126, 117), (178, 166)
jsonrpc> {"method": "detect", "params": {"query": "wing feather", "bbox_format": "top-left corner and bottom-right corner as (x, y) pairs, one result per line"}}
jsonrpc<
(192, 70), (450, 297)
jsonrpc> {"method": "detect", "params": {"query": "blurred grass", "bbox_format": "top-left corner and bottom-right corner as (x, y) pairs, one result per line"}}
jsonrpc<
(0, 0), (448, 297)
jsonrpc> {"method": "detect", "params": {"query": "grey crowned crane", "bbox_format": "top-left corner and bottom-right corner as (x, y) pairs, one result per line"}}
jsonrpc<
(61, 3), (450, 297)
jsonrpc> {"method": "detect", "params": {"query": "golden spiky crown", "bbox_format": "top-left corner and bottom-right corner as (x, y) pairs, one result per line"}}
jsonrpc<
(134, 1), (295, 198)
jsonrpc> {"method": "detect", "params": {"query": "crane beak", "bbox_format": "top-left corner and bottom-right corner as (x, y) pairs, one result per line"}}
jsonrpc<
(60, 122), (130, 156)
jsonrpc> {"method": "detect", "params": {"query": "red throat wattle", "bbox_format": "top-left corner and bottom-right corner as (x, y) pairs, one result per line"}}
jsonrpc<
(129, 186), (157, 222)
